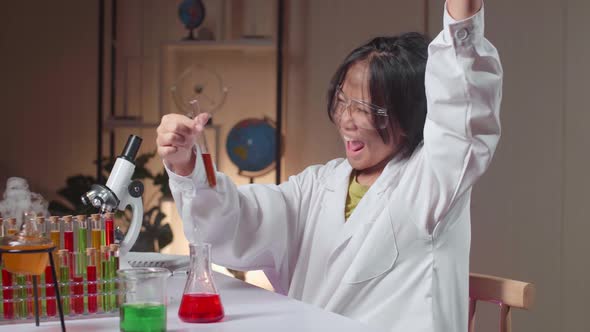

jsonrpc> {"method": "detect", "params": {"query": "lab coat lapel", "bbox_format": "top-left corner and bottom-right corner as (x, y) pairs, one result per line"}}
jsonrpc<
(319, 161), (353, 266)
(323, 155), (408, 269)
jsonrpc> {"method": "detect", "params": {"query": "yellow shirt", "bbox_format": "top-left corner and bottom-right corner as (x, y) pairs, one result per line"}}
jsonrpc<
(344, 173), (369, 220)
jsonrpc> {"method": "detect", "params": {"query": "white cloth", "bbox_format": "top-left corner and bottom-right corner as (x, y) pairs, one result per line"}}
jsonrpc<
(166, 4), (502, 332)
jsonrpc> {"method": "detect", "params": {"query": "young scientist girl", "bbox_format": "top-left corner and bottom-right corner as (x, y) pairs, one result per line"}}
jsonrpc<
(156, 1), (502, 330)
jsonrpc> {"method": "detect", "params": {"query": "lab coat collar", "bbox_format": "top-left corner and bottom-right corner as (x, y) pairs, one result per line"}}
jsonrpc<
(321, 152), (409, 195)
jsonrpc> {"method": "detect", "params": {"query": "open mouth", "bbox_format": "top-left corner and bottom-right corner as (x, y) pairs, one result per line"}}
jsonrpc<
(344, 136), (365, 154)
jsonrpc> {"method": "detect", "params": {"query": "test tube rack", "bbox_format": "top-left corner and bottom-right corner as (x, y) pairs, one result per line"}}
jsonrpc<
(0, 275), (120, 325)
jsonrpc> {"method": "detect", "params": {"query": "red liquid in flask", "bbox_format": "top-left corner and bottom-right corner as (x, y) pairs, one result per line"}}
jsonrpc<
(202, 153), (216, 187)
(44, 265), (56, 317)
(178, 293), (224, 323)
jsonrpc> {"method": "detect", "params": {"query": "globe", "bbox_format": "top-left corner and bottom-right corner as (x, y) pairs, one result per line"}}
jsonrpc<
(226, 118), (277, 177)
(178, 0), (206, 40)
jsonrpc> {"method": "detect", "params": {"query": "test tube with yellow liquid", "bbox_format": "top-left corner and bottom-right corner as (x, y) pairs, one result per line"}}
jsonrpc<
(49, 216), (61, 250)
(91, 214), (102, 251)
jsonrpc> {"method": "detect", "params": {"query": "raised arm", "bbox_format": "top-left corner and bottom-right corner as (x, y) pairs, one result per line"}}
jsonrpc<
(405, 2), (503, 234)
(447, 0), (482, 20)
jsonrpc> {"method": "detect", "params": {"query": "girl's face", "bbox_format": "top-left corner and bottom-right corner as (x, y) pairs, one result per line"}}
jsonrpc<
(336, 62), (402, 174)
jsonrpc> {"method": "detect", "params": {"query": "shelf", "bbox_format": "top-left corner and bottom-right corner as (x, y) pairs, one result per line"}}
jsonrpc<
(162, 38), (276, 53)
(104, 117), (159, 129)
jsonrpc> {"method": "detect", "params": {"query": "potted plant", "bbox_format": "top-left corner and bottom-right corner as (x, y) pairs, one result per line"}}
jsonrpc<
(49, 152), (173, 252)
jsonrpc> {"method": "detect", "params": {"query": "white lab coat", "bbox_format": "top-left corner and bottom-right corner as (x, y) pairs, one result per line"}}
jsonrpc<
(167, 4), (502, 332)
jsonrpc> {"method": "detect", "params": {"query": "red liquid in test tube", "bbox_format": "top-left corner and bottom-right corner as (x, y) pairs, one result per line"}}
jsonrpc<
(188, 101), (216, 188)
(63, 216), (74, 252)
(86, 265), (97, 313)
(2, 269), (14, 319)
(64, 231), (74, 252)
(86, 247), (98, 314)
(72, 275), (84, 314)
(64, 232), (74, 279)
(44, 265), (56, 317)
(105, 214), (114, 246)
(202, 153), (216, 187)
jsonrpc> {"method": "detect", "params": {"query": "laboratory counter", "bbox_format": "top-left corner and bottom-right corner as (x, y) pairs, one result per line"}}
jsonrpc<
(0, 272), (386, 331)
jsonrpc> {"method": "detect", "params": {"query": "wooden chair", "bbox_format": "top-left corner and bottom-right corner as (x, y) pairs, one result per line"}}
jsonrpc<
(468, 273), (535, 332)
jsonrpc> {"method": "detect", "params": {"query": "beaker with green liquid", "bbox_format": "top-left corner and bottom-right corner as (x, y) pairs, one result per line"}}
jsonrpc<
(117, 267), (170, 332)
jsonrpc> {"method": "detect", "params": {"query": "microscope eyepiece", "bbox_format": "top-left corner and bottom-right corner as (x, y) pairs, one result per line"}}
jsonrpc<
(120, 135), (143, 163)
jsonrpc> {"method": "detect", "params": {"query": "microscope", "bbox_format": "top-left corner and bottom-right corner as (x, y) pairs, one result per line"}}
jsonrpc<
(81, 135), (144, 267)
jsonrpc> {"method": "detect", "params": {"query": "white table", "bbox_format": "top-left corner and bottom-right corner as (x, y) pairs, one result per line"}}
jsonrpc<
(0, 272), (386, 331)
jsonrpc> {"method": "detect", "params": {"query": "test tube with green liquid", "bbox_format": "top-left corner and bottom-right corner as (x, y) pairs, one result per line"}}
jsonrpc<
(58, 249), (70, 315)
(76, 215), (88, 278)
(15, 274), (27, 318)
(100, 245), (111, 312)
(109, 244), (119, 309)
(90, 214), (102, 279)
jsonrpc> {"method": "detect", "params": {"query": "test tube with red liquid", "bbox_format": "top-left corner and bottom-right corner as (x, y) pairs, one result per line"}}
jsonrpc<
(188, 101), (216, 188)
(86, 247), (98, 314)
(71, 252), (84, 315)
(2, 268), (14, 319)
(44, 264), (56, 317)
(104, 213), (114, 246)
(63, 216), (74, 252)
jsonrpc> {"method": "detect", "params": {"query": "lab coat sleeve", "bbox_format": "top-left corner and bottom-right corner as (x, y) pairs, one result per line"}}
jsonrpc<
(419, 3), (502, 232)
(165, 147), (318, 294)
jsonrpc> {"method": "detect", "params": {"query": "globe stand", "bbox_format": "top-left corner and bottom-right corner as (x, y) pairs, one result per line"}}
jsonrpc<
(238, 171), (255, 184)
(183, 28), (197, 41)
(0, 247), (66, 332)
(238, 164), (276, 185)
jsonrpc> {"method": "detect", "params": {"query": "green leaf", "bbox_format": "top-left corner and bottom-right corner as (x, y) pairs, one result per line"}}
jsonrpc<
(153, 172), (171, 198)
(157, 223), (173, 249)
(135, 151), (156, 168)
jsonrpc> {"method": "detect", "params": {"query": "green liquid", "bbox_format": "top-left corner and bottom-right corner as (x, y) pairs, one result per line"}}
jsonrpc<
(59, 266), (70, 315)
(16, 275), (27, 318)
(101, 260), (111, 312)
(109, 258), (117, 309)
(120, 303), (166, 332)
(77, 228), (88, 278)
(78, 228), (88, 254)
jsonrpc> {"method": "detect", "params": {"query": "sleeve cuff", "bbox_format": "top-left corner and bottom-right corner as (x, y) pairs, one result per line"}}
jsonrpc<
(164, 145), (209, 193)
(442, 1), (485, 47)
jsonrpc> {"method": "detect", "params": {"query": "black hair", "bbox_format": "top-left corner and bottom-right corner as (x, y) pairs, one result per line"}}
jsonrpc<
(327, 32), (430, 159)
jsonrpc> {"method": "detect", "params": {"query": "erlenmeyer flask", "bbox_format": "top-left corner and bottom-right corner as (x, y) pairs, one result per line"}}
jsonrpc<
(178, 242), (225, 323)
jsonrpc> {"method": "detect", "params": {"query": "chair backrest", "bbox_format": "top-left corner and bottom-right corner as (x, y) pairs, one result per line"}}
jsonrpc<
(469, 273), (535, 332)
